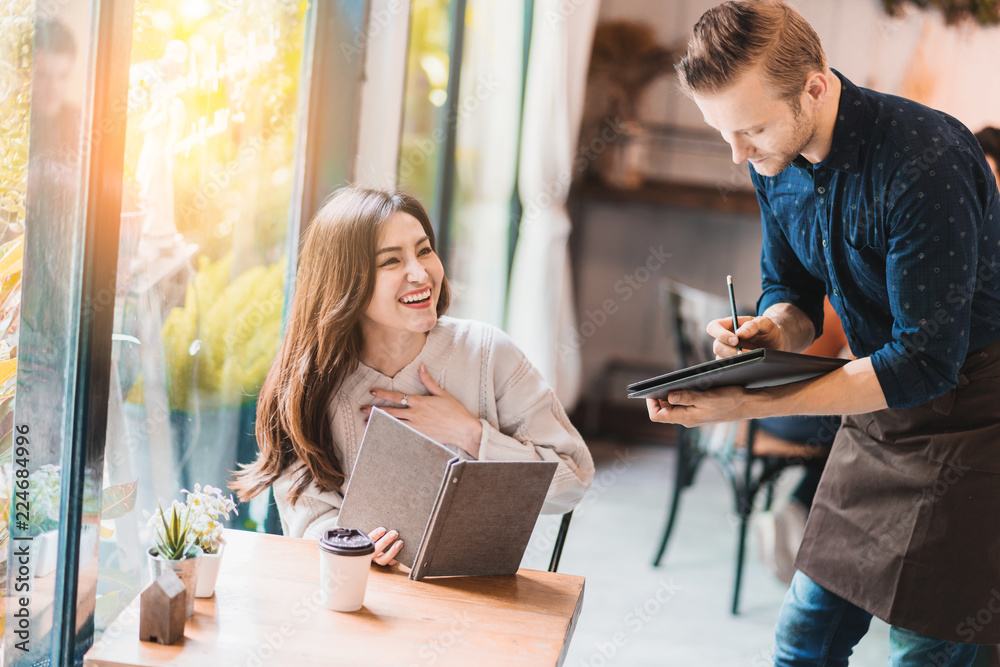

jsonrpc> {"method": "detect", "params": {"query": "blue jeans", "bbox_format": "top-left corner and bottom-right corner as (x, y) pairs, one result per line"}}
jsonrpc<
(774, 571), (980, 666)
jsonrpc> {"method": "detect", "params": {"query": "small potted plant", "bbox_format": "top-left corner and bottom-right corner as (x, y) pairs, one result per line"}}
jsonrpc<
(182, 483), (237, 597)
(146, 500), (202, 617)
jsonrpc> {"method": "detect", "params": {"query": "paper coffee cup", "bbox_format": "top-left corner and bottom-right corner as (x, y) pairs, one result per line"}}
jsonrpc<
(318, 528), (376, 612)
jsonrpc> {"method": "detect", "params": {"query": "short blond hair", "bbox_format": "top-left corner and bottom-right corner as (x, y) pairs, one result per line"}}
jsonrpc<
(676, 0), (826, 103)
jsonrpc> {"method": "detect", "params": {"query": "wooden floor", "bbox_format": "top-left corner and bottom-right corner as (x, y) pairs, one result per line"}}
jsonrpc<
(520, 437), (894, 667)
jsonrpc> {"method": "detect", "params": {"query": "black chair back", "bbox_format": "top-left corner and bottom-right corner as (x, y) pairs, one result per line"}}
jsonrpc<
(660, 279), (733, 368)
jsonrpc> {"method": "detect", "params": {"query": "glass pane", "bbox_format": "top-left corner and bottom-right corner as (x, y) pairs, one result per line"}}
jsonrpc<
(2, 2), (92, 662)
(95, 0), (307, 637)
(0, 3), (32, 654)
(446, 0), (525, 327)
(397, 0), (453, 219)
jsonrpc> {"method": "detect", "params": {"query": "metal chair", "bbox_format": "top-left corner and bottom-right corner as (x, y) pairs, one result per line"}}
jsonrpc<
(650, 279), (829, 614)
(548, 511), (573, 572)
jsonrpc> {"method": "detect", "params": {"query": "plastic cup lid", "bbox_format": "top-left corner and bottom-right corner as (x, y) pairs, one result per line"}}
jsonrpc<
(319, 528), (375, 556)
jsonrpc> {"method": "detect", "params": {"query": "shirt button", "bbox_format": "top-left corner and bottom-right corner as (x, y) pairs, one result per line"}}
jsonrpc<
(817, 186), (826, 194)
(833, 288), (839, 296)
(822, 239), (828, 247)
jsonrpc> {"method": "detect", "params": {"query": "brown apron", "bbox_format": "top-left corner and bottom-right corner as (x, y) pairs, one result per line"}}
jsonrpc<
(796, 338), (1000, 644)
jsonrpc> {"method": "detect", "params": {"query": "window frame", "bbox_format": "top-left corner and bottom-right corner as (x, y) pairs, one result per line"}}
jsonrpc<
(2, 1), (369, 662)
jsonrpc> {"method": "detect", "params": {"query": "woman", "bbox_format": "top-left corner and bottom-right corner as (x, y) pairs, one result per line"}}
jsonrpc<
(232, 187), (594, 565)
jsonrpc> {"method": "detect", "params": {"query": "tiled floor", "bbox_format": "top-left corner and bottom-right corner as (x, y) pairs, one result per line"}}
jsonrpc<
(520, 438), (892, 666)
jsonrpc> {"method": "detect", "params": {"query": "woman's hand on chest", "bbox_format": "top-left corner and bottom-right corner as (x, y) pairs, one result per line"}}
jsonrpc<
(361, 364), (483, 457)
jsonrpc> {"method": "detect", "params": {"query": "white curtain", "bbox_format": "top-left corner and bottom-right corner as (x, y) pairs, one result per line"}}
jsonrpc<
(506, 0), (600, 409)
(447, 0), (525, 328)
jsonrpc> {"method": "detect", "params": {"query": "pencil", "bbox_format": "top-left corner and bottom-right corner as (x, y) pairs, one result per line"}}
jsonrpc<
(727, 275), (742, 353)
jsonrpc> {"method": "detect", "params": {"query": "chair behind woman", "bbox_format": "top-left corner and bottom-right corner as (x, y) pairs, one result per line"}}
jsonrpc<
(650, 278), (834, 615)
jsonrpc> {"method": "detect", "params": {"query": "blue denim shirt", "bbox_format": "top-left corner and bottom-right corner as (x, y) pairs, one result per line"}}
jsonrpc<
(753, 71), (1000, 409)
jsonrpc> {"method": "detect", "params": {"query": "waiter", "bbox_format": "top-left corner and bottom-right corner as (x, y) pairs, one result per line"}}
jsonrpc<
(647, 1), (1000, 665)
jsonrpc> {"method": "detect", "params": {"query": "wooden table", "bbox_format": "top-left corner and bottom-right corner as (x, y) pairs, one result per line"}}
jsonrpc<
(84, 530), (585, 666)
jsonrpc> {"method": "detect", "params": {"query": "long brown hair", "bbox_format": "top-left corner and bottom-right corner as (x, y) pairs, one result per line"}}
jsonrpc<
(676, 0), (826, 105)
(231, 187), (450, 504)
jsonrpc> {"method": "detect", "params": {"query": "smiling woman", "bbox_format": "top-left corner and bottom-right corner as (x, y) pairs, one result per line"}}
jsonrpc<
(230, 187), (594, 565)
(360, 211), (445, 377)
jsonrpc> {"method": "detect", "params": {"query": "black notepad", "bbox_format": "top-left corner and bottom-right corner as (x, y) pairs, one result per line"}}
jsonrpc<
(626, 348), (848, 399)
(337, 408), (557, 580)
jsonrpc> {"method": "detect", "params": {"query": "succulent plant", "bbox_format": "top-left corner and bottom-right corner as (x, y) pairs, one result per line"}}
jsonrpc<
(148, 500), (196, 561)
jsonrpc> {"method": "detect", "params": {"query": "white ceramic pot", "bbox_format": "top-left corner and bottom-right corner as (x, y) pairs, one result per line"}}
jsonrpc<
(195, 540), (225, 598)
(148, 546), (202, 617)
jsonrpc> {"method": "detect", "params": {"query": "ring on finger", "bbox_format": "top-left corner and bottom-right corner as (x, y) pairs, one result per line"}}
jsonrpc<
(400, 394), (408, 406)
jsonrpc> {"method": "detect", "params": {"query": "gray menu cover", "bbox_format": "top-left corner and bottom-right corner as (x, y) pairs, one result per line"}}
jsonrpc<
(337, 408), (557, 580)
(412, 459), (557, 579)
(337, 409), (456, 570)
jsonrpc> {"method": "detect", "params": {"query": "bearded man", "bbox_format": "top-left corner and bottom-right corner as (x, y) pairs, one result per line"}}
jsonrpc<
(647, 1), (1000, 665)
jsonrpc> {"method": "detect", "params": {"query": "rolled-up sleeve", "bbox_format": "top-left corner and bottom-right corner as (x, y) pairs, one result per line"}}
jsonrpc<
(753, 175), (827, 339)
(868, 148), (984, 409)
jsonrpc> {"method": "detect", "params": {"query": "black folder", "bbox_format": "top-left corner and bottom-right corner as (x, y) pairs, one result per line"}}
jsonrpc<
(626, 348), (848, 399)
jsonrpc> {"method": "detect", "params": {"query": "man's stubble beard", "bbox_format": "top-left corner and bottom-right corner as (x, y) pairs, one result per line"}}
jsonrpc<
(750, 105), (817, 177)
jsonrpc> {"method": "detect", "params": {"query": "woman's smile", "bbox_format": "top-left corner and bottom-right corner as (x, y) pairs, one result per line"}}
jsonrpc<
(399, 287), (433, 308)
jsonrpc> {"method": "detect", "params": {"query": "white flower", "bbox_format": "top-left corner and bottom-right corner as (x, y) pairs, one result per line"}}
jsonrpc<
(181, 483), (239, 554)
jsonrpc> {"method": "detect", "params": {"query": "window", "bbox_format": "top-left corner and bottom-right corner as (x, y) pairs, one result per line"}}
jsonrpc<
(95, 0), (308, 637)
(1, 2), (94, 661)
(397, 0), (454, 220)
(0, 14), (33, 640)
(446, 0), (526, 327)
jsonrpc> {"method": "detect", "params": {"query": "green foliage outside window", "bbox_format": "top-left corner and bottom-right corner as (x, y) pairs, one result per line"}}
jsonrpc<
(119, 0), (305, 413)
(127, 0), (306, 265)
(127, 253), (284, 412)
(0, 0), (33, 237)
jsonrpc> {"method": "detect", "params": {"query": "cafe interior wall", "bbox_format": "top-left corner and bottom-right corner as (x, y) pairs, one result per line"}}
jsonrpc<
(573, 0), (1000, 401)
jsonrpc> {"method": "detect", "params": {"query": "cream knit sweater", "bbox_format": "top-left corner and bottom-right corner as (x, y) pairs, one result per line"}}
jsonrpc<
(272, 316), (595, 540)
